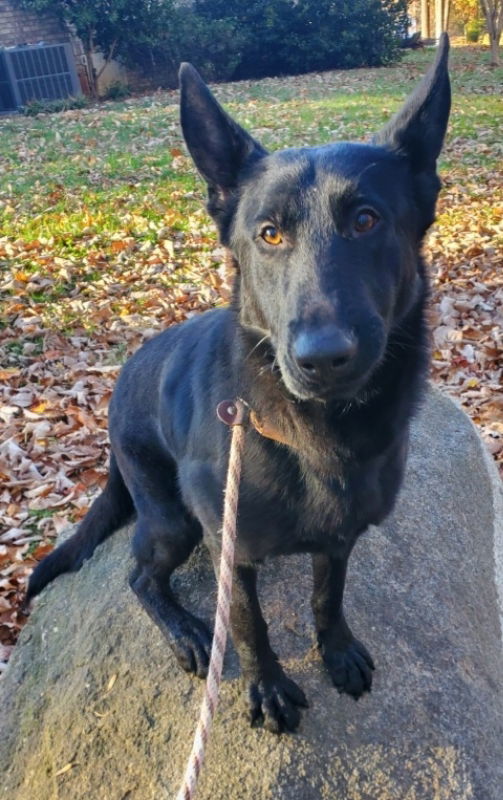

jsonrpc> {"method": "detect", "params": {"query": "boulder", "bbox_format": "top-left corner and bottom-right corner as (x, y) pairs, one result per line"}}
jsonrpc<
(1, 388), (502, 800)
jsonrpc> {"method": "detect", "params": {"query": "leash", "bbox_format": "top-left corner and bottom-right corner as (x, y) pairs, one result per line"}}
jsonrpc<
(176, 399), (248, 800)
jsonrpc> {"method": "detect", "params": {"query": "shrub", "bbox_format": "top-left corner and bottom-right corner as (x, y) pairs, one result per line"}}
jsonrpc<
(101, 81), (132, 100)
(17, 1), (408, 90)
(22, 95), (89, 115)
(121, 10), (246, 86)
(121, 0), (408, 86)
(465, 20), (483, 43)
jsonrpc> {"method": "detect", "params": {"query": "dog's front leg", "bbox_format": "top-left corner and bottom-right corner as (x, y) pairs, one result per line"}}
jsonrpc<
(230, 564), (308, 733)
(311, 552), (374, 699)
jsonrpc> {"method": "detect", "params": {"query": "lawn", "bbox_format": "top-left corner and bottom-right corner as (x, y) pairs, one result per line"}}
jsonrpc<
(0, 44), (502, 661)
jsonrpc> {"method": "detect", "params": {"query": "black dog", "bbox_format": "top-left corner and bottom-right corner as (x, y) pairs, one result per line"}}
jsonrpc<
(27, 37), (450, 733)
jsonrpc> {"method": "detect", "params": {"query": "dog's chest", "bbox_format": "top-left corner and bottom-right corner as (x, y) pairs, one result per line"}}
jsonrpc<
(233, 443), (392, 562)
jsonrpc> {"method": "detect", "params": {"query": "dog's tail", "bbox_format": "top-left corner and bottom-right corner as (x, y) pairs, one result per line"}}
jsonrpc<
(26, 454), (135, 603)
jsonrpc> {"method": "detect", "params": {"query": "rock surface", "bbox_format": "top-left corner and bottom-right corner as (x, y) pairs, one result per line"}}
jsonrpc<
(1, 388), (502, 800)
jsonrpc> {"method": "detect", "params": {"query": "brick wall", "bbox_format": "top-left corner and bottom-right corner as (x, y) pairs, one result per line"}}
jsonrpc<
(0, 0), (69, 48)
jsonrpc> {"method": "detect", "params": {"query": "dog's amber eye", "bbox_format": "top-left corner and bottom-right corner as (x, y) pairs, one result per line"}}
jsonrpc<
(353, 209), (379, 234)
(261, 225), (283, 246)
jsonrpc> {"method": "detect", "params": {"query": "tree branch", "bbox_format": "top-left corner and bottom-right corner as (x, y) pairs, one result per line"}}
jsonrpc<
(95, 39), (119, 82)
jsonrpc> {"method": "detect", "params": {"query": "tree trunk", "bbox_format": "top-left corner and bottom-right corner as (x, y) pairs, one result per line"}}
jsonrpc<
(421, 0), (430, 38)
(480, 0), (502, 66)
(435, 0), (444, 41)
(85, 31), (99, 99)
(94, 40), (119, 85)
(443, 0), (451, 31)
(489, 34), (501, 64)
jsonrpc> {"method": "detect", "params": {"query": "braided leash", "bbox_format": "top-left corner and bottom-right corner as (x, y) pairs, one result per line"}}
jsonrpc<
(176, 399), (247, 800)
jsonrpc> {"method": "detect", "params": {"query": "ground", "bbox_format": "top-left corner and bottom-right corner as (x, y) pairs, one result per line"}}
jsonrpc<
(0, 45), (501, 666)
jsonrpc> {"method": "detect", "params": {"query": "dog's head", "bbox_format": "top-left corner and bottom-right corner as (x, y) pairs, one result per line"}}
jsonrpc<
(179, 38), (450, 402)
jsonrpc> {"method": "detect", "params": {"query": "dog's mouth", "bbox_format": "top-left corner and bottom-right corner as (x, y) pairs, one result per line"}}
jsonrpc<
(280, 358), (374, 403)
(249, 331), (379, 404)
(264, 344), (373, 403)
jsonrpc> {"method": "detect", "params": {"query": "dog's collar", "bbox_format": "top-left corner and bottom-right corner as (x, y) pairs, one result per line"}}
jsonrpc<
(249, 408), (292, 446)
(216, 398), (292, 447)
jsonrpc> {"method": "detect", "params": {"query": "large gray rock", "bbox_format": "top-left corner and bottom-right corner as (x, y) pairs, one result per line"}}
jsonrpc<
(1, 388), (502, 800)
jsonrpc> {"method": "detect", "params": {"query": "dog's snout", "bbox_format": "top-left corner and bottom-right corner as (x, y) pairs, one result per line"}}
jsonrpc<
(293, 327), (357, 381)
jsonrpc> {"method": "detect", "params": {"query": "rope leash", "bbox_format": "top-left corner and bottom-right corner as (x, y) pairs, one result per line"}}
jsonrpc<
(176, 399), (247, 800)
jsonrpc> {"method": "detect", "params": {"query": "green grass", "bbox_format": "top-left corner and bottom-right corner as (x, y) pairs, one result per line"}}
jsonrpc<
(0, 44), (501, 324)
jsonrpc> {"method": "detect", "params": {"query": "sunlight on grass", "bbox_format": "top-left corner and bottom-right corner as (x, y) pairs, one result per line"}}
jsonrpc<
(0, 44), (501, 333)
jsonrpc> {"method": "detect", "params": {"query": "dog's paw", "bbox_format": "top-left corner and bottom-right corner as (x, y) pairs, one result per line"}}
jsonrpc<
(246, 669), (308, 733)
(319, 636), (375, 699)
(170, 612), (212, 679)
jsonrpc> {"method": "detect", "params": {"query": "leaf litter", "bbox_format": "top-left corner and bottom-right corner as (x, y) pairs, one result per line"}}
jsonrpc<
(0, 46), (501, 660)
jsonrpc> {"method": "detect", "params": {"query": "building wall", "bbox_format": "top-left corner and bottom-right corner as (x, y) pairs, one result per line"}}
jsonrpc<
(0, 0), (70, 48)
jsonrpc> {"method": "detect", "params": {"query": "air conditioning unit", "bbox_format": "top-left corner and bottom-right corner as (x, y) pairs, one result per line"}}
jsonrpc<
(0, 42), (81, 112)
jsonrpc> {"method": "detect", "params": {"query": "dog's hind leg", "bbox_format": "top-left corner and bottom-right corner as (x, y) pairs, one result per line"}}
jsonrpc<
(124, 451), (211, 678)
(311, 552), (374, 699)
(228, 564), (308, 733)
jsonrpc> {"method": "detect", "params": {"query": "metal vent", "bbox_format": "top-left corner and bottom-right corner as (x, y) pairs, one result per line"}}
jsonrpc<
(0, 43), (81, 111)
(0, 51), (16, 112)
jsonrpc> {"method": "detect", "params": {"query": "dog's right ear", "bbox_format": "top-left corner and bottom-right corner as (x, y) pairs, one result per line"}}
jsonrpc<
(374, 34), (450, 173)
(179, 64), (266, 226)
(373, 34), (450, 233)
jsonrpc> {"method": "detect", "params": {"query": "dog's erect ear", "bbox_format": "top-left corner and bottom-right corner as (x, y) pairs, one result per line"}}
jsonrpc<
(179, 63), (266, 198)
(374, 33), (450, 172)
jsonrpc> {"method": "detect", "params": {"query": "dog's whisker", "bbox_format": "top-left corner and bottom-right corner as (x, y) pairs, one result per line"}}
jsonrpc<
(244, 335), (271, 361)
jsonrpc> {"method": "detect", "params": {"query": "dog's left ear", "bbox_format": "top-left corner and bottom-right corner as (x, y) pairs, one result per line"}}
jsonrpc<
(179, 63), (267, 231)
(374, 33), (450, 173)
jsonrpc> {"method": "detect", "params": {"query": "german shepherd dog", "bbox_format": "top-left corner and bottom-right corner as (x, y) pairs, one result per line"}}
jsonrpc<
(27, 37), (450, 733)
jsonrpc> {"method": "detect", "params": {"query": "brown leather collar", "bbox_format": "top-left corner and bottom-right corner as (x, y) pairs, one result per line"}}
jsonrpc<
(249, 409), (292, 447)
(217, 398), (292, 447)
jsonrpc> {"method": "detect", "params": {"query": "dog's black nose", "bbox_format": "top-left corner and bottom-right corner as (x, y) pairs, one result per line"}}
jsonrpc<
(293, 327), (357, 381)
